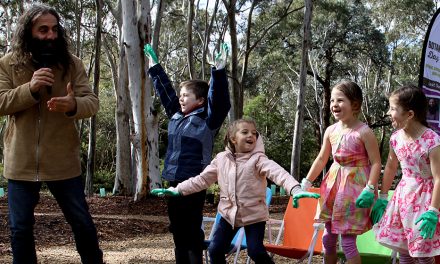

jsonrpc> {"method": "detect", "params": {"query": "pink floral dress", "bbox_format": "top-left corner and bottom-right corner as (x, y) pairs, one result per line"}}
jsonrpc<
(316, 122), (372, 234)
(374, 128), (440, 257)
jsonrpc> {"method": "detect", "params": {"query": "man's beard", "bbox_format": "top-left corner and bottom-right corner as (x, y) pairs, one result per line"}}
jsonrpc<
(29, 37), (65, 68)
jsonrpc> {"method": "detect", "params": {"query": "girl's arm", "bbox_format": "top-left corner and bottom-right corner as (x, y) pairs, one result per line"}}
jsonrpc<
(429, 146), (440, 209)
(380, 147), (399, 194)
(176, 157), (220, 196)
(305, 127), (332, 183)
(257, 156), (299, 194)
(362, 128), (382, 188)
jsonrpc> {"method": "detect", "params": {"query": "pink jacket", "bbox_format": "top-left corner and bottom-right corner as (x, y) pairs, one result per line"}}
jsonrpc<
(176, 136), (299, 228)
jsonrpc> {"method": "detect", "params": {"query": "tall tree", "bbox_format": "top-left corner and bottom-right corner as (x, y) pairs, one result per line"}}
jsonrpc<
(222, 0), (240, 120)
(304, 0), (388, 142)
(104, 0), (134, 196)
(222, 0), (301, 120)
(291, 0), (312, 179)
(85, 0), (103, 196)
(121, 0), (148, 200)
(103, 0), (162, 199)
(186, 0), (195, 78)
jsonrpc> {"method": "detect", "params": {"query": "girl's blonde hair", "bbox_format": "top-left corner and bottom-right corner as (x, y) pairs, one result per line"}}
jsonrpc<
(224, 118), (258, 153)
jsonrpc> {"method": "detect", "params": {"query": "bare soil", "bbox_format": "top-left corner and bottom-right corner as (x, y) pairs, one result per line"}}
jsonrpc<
(0, 193), (322, 263)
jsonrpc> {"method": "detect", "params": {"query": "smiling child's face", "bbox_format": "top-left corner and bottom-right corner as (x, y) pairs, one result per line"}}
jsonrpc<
(231, 122), (258, 153)
(179, 86), (204, 115)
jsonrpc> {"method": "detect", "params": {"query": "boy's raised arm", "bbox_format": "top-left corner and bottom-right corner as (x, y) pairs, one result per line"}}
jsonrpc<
(145, 44), (180, 118)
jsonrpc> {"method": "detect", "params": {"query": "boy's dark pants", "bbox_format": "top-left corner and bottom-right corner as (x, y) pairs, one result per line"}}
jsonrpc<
(208, 217), (274, 264)
(168, 183), (206, 264)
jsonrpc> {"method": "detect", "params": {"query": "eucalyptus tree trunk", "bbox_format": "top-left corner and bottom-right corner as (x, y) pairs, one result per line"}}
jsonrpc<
(120, 0), (149, 200)
(223, 0), (241, 120)
(148, 0), (165, 191)
(186, 0), (195, 79)
(105, 0), (161, 198)
(115, 46), (134, 195)
(104, 1), (134, 196)
(119, 0), (161, 200)
(0, 3), (12, 52)
(291, 0), (312, 179)
(151, 0), (164, 51)
(201, 0), (219, 80)
(224, 0), (299, 121)
(74, 0), (83, 57)
(103, 33), (134, 196)
(138, 0), (162, 192)
(85, 0), (102, 196)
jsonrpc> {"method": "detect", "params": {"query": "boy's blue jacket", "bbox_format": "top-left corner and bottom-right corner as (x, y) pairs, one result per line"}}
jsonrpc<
(148, 64), (230, 182)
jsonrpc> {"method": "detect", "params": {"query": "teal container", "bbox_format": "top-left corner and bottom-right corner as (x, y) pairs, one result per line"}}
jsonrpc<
(99, 188), (106, 197)
(270, 184), (276, 196)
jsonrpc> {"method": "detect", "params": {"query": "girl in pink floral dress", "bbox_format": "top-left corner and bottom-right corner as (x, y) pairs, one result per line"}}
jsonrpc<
(301, 81), (382, 264)
(372, 85), (440, 264)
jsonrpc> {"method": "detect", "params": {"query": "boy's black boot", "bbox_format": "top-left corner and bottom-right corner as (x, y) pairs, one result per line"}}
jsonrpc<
(174, 248), (190, 264)
(188, 250), (203, 264)
(252, 253), (275, 264)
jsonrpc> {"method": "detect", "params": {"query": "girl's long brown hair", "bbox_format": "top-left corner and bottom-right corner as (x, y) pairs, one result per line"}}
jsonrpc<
(390, 85), (429, 127)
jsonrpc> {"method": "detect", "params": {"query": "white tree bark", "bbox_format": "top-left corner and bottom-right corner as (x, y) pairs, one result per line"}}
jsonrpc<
(105, 0), (134, 196)
(121, 0), (149, 200)
(138, 0), (162, 191)
(113, 40), (134, 195)
(105, 0), (161, 199)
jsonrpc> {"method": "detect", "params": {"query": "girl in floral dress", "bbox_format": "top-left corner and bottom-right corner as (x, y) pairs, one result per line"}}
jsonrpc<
(372, 85), (440, 264)
(301, 81), (382, 264)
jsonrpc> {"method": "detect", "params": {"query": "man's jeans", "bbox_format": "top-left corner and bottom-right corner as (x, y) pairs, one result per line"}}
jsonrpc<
(8, 176), (103, 264)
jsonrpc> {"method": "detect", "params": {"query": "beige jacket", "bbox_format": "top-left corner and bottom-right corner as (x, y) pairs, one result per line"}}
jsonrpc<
(176, 136), (299, 228)
(0, 52), (98, 181)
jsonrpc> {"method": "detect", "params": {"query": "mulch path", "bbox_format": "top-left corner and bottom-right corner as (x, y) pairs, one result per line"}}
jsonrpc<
(0, 192), (290, 256)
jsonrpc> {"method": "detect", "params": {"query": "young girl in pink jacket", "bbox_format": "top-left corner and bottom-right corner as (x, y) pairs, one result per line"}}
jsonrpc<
(152, 118), (320, 264)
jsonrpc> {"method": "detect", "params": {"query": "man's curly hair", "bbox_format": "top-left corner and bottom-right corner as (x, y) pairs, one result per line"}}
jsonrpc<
(11, 3), (71, 75)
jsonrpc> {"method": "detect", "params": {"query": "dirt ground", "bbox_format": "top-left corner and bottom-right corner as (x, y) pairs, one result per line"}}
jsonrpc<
(0, 192), (323, 263)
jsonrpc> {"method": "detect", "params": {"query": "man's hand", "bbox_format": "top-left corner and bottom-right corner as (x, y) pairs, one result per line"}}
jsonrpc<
(30, 68), (54, 93)
(47, 82), (76, 113)
(151, 187), (180, 197)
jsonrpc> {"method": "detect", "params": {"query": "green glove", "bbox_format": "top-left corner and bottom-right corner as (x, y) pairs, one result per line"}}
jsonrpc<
(292, 191), (320, 208)
(151, 187), (180, 197)
(214, 43), (229, 69)
(355, 187), (375, 208)
(415, 209), (439, 239)
(143, 44), (158, 65)
(370, 197), (388, 225)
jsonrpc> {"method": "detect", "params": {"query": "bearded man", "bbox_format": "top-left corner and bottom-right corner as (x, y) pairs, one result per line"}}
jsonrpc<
(0, 4), (103, 264)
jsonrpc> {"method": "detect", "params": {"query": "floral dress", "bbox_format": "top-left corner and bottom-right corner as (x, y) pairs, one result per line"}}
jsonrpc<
(316, 122), (372, 234)
(374, 128), (440, 257)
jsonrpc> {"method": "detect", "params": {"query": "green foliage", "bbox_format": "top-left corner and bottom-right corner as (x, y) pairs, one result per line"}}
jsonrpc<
(0, 0), (436, 193)
(206, 183), (220, 204)
(0, 164), (5, 188)
(92, 169), (115, 192)
(207, 183), (220, 195)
